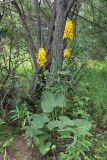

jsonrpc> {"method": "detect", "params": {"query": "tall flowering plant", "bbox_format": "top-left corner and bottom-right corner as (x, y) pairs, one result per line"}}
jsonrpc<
(63, 19), (74, 59)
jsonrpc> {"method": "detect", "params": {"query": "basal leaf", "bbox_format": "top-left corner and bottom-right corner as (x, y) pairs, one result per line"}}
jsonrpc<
(54, 94), (66, 108)
(47, 120), (65, 131)
(32, 114), (49, 129)
(41, 91), (55, 113)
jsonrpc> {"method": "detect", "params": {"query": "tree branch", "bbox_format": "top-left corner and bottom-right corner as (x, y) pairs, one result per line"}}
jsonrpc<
(11, 1), (38, 70)
(34, 0), (41, 48)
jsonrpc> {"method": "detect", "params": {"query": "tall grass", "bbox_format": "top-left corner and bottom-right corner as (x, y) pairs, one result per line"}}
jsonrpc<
(77, 59), (107, 125)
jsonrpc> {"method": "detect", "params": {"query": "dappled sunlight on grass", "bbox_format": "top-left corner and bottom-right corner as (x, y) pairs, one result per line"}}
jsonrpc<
(88, 59), (107, 71)
(16, 60), (33, 75)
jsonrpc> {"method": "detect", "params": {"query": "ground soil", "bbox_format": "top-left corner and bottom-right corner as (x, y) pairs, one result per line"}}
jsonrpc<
(0, 136), (51, 160)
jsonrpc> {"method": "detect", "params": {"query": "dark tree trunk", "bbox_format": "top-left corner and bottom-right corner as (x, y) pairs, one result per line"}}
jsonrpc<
(11, 0), (80, 95)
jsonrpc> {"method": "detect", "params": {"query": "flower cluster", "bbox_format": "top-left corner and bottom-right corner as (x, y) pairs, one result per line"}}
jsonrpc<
(63, 19), (74, 39)
(37, 48), (47, 67)
(64, 49), (71, 58)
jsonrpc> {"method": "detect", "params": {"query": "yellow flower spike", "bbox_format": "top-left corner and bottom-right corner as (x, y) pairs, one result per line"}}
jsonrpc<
(37, 48), (47, 67)
(63, 19), (74, 39)
(64, 49), (71, 58)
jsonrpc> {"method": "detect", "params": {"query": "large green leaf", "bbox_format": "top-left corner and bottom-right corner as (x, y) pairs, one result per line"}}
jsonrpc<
(54, 94), (66, 108)
(41, 91), (66, 113)
(59, 116), (91, 128)
(41, 91), (55, 113)
(26, 126), (43, 137)
(47, 120), (65, 130)
(37, 133), (52, 155)
(59, 116), (74, 126)
(71, 119), (92, 128)
(39, 141), (52, 155)
(58, 127), (73, 138)
(32, 114), (49, 129)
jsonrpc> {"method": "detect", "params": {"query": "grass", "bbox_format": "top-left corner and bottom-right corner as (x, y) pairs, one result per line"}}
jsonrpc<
(77, 59), (107, 125)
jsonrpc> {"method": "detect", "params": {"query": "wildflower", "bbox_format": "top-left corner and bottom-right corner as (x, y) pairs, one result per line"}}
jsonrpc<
(64, 49), (71, 57)
(37, 48), (47, 67)
(63, 19), (74, 39)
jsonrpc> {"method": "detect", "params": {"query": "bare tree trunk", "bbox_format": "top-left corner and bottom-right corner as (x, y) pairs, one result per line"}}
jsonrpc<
(50, 0), (77, 73)
(51, 0), (66, 72)
(34, 0), (41, 48)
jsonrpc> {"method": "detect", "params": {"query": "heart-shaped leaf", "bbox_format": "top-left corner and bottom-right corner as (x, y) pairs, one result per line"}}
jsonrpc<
(41, 91), (55, 113)
(54, 94), (66, 108)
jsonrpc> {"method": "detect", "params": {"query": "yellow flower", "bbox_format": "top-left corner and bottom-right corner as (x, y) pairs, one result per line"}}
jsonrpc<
(37, 48), (47, 67)
(63, 19), (74, 39)
(64, 49), (71, 57)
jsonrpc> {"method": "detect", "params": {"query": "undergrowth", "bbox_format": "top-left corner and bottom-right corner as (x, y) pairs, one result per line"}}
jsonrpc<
(0, 59), (107, 159)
